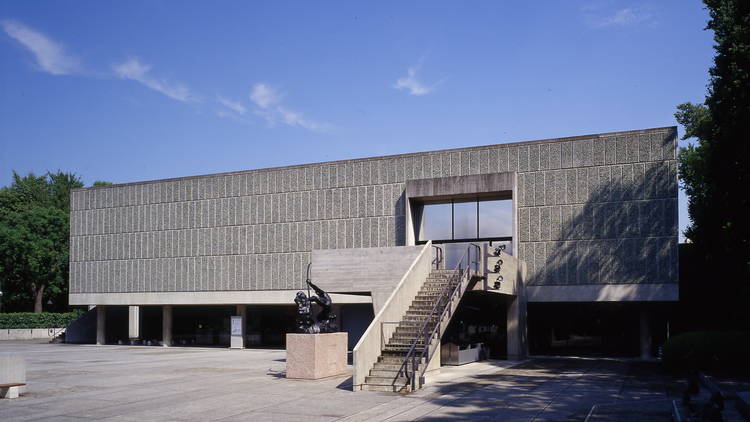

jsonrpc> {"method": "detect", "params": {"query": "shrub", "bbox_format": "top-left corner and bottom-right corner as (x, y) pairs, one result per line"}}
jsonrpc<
(663, 331), (750, 373)
(0, 311), (84, 329)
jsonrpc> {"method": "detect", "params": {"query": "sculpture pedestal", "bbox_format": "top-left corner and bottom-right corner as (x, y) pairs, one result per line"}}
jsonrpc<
(286, 332), (348, 379)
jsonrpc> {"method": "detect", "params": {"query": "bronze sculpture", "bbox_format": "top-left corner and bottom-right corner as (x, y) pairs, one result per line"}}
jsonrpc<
(294, 266), (338, 334)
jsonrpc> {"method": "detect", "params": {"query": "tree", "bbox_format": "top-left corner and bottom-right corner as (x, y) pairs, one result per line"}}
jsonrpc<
(0, 171), (84, 312)
(676, 0), (749, 327)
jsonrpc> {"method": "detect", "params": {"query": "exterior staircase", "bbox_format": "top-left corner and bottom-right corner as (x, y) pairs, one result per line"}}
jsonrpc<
(361, 269), (458, 393)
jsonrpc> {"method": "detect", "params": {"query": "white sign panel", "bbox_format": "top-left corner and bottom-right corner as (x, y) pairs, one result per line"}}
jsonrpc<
(231, 316), (242, 336)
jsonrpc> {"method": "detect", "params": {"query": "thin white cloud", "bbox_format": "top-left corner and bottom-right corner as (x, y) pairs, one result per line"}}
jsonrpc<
(250, 83), (282, 109)
(1, 20), (78, 75)
(249, 83), (328, 132)
(598, 8), (646, 26)
(112, 57), (194, 102)
(217, 96), (246, 115)
(583, 4), (655, 28)
(393, 58), (442, 96)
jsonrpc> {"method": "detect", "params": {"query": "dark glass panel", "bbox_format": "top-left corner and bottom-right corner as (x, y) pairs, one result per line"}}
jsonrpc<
(420, 202), (452, 241)
(453, 200), (477, 239)
(479, 200), (512, 238)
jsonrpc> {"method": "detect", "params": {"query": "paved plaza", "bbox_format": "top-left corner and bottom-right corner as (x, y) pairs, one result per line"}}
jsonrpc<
(1, 341), (683, 421)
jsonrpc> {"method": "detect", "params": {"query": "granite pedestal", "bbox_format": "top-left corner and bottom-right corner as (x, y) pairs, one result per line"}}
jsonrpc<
(0, 354), (26, 396)
(286, 332), (348, 379)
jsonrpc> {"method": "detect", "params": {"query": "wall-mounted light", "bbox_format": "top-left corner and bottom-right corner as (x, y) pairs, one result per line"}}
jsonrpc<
(493, 275), (503, 289)
(493, 245), (506, 256)
(493, 260), (503, 273)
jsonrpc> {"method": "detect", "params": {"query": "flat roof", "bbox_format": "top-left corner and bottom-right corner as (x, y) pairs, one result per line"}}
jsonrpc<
(73, 126), (677, 191)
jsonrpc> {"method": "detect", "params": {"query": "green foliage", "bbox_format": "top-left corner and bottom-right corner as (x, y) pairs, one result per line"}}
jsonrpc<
(0, 171), (83, 312)
(663, 331), (750, 374)
(675, 1), (750, 327)
(0, 311), (84, 329)
(92, 181), (112, 187)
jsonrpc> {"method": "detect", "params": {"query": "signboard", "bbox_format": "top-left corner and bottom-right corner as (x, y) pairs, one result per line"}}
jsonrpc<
(230, 316), (243, 336)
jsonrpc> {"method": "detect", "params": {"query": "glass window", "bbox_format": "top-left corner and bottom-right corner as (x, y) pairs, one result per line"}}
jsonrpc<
(479, 200), (512, 238)
(420, 203), (452, 241)
(418, 198), (513, 243)
(453, 200), (477, 239)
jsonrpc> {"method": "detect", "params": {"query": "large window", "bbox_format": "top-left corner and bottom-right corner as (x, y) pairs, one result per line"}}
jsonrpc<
(417, 198), (512, 242)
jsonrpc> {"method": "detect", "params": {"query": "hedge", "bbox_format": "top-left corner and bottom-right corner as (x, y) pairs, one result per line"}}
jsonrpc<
(0, 311), (84, 329)
(663, 331), (750, 373)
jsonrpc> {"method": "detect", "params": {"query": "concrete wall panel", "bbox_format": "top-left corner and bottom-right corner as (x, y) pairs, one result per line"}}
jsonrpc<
(71, 127), (678, 294)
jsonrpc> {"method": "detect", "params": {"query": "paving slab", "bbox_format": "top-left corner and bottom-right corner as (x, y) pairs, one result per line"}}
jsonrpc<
(0, 342), (689, 421)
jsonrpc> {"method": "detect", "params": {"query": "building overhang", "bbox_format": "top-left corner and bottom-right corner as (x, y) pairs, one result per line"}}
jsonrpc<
(526, 283), (678, 302)
(69, 291), (372, 306)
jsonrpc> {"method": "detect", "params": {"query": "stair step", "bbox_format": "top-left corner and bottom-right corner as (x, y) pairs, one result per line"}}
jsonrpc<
(387, 335), (431, 342)
(372, 362), (420, 371)
(361, 383), (409, 393)
(407, 308), (440, 314)
(384, 346), (428, 353)
(369, 369), (406, 377)
(403, 317), (437, 322)
(365, 375), (409, 385)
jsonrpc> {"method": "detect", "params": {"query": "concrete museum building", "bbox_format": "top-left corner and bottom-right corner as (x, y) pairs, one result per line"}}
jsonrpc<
(69, 126), (678, 391)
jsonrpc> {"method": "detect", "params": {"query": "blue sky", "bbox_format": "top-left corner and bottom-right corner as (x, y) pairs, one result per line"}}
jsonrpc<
(0, 1), (714, 241)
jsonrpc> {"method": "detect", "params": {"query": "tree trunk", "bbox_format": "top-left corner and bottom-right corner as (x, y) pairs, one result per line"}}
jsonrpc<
(34, 284), (45, 313)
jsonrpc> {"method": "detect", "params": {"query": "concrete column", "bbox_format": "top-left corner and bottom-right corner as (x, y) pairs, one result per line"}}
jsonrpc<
(640, 308), (652, 360)
(96, 305), (106, 345)
(162, 305), (172, 347)
(230, 305), (246, 349)
(507, 261), (528, 360)
(128, 306), (140, 340)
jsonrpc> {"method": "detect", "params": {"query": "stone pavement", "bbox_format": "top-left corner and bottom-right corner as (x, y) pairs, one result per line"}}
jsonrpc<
(0, 341), (682, 421)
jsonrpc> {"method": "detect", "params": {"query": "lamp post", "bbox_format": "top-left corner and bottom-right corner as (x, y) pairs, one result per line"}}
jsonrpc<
(0, 290), (3, 313)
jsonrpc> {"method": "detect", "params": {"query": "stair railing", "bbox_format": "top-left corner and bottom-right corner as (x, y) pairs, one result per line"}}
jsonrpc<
(469, 242), (481, 273)
(380, 322), (400, 350)
(396, 245), (474, 391)
(431, 245), (443, 270)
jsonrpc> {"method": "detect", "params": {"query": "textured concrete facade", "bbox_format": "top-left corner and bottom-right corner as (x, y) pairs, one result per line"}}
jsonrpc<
(69, 126), (678, 297)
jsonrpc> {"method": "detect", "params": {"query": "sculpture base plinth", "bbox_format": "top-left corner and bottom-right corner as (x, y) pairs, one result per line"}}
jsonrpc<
(286, 332), (348, 379)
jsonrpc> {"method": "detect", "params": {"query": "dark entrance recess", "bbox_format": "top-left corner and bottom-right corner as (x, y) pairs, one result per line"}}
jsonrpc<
(104, 306), (128, 344)
(527, 302), (671, 357)
(441, 291), (508, 359)
(172, 306), (235, 347)
(139, 305), (163, 342)
(246, 305), (297, 347)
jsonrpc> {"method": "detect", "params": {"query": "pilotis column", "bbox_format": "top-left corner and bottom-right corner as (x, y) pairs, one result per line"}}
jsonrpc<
(96, 305), (106, 345)
(162, 305), (172, 347)
(128, 306), (140, 340)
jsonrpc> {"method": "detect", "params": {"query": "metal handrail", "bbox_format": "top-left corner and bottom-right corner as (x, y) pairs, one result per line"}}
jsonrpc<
(380, 321), (400, 350)
(468, 242), (481, 273)
(431, 245), (443, 270)
(395, 245), (474, 391)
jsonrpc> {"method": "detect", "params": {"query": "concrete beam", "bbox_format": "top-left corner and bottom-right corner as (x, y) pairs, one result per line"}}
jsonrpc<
(526, 283), (679, 303)
(69, 291), (372, 306)
(405, 172), (514, 201)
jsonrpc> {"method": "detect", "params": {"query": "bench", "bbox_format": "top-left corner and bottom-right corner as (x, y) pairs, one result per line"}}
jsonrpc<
(0, 382), (26, 399)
